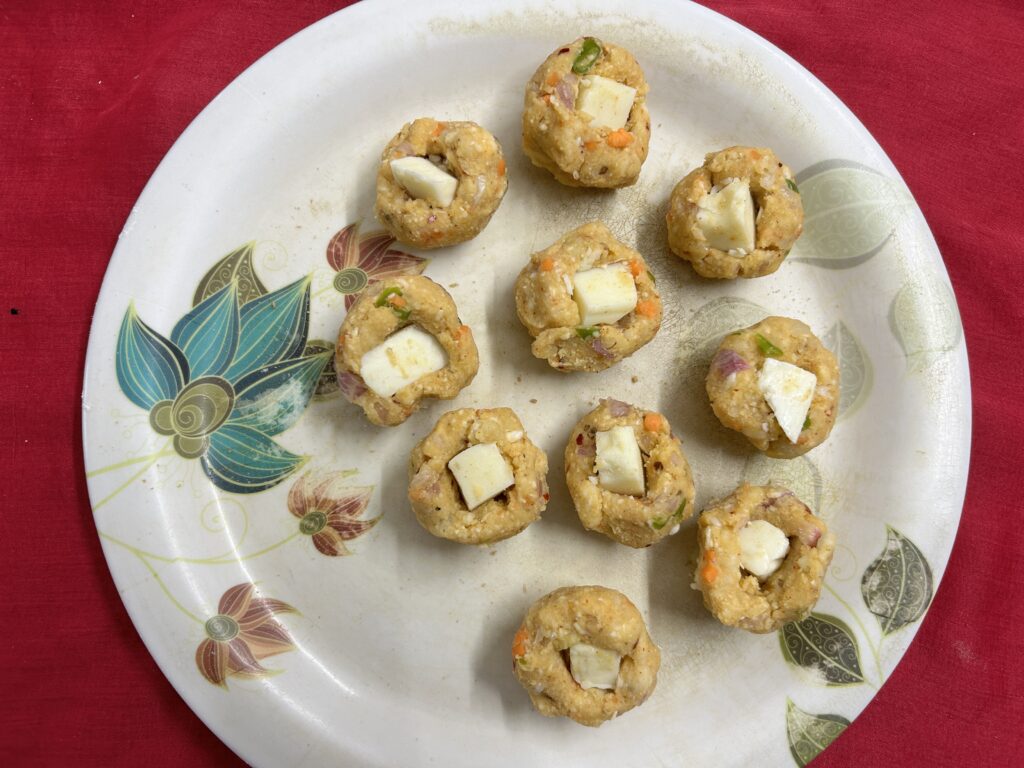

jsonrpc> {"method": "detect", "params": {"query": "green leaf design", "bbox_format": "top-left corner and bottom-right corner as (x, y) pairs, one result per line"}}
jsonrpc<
(170, 282), (240, 378)
(116, 303), (189, 410)
(862, 526), (934, 635)
(228, 352), (331, 436)
(786, 699), (850, 767)
(743, 453), (822, 513)
(674, 296), (768, 357)
(201, 423), (306, 494)
(780, 613), (865, 686)
(193, 242), (267, 307)
(890, 272), (963, 373)
(792, 160), (913, 268)
(304, 340), (340, 400)
(223, 276), (312, 382)
(822, 321), (873, 419)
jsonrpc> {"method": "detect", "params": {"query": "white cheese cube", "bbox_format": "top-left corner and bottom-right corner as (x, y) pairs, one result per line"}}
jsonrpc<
(572, 263), (637, 327)
(697, 179), (756, 252)
(389, 156), (458, 207)
(359, 325), (448, 398)
(569, 643), (621, 690)
(738, 520), (791, 580)
(575, 75), (637, 131)
(447, 443), (515, 511)
(758, 358), (817, 443)
(595, 425), (645, 496)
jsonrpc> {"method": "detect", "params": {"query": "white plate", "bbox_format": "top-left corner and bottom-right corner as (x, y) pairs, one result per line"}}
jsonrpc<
(83, 1), (970, 765)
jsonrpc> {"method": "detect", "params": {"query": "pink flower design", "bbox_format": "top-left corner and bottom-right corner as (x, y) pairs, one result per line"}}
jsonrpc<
(288, 471), (379, 556)
(196, 583), (297, 688)
(327, 222), (427, 309)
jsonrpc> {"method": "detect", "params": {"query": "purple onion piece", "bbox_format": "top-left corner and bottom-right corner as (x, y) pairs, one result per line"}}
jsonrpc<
(603, 398), (630, 417)
(592, 337), (614, 359)
(337, 370), (368, 401)
(555, 73), (577, 109)
(576, 442), (596, 457)
(712, 348), (750, 377)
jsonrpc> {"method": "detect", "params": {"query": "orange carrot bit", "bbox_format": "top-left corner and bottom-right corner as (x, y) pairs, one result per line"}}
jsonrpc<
(542, 94), (552, 104)
(457, 324), (471, 339)
(545, 72), (560, 87)
(701, 549), (719, 584)
(497, 158), (506, 176)
(635, 299), (658, 317)
(512, 626), (529, 658)
(606, 129), (634, 148)
(643, 413), (663, 432)
(432, 121), (447, 137)
(387, 294), (408, 309)
(750, 148), (763, 160)
(628, 258), (643, 277)
(539, 257), (555, 272)
(583, 139), (600, 151)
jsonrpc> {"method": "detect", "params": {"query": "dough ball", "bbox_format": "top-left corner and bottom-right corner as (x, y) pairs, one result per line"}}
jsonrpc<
(695, 484), (836, 633)
(375, 118), (508, 249)
(666, 146), (803, 278)
(522, 37), (650, 188)
(408, 407), (548, 545)
(512, 585), (660, 726)
(514, 221), (661, 372)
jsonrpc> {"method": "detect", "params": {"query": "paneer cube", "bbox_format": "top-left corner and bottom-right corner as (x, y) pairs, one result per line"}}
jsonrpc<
(447, 443), (515, 511)
(595, 425), (645, 496)
(697, 179), (757, 253)
(758, 358), (817, 443)
(568, 643), (621, 690)
(575, 75), (638, 131)
(359, 325), (448, 398)
(738, 519), (791, 580)
(572, 263), (637, 327)
(390, 156), (458, 207)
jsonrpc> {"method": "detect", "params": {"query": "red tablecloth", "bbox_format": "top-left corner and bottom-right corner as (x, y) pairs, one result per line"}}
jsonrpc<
(3, 1), (1022, 765)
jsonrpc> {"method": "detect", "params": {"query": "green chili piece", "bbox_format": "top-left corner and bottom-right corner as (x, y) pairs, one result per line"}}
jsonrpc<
(647, 270), (656, 284)
(803, 415), (812, 430)
(786, 178), (800, 194)
(374, 286), (403, 307)
(572, 37), (602, 74)
(576, 326), (598, 339)
(755, 334), (784, 357)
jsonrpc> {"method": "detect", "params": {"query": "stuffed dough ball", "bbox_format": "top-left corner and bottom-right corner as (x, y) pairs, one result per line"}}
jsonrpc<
(335, 275), (479, 426)
(375, 118), (508, 249)
(522, 37), (650, 188)
(408, 407), (548, 545)
(564, 399), (695, 548)
(666, 146), (803, 278)
(512, 586), (660, 726)
(706, 316), (839, 458)
(514, 221), (661, 372)
(695, 484), (836, 633)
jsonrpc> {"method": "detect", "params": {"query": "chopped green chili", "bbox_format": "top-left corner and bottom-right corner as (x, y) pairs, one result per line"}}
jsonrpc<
(572, 37), (602, 74)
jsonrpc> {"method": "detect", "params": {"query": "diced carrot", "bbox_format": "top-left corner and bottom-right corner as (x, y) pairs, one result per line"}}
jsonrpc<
(457, 324), (470, 339)
(387, 294), (408, 309)
(545, 72), (560, 87)
(750, 148), (762, 160)
(542, 94), (552, 104)
(583, 139), (600, 151)
(512, 626), (529, 658)
(606, 129), (634, 148)
(643, 413), (663, 432)
(628, 259), (643, 277)
(539, 257), (555, 272)
(497, 158), (506, 176)
(432, 121), (446, 136)
(635, 299), (658, 317)
(701, 549), (718, 583)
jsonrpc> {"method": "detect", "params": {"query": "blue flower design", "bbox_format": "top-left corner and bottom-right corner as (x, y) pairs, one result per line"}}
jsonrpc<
(115, 264), (330, 494)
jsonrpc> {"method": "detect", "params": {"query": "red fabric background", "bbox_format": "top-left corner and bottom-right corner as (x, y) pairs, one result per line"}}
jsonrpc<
(2, 1), (1022, 765)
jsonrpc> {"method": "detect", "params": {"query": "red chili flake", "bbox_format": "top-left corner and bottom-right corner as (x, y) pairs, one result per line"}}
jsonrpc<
(575, 433), (584, 445)
(543, 493), (550, 501)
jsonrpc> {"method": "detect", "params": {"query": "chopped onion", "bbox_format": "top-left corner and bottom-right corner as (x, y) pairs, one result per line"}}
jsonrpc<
(337, 370), (367, 400)
(603, 398), (630, 416)
(712, 348), (750, 377)
(555, 73), (577, 109)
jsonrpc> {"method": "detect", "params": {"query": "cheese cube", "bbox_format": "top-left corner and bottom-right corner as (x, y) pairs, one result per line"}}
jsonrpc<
(758, 358), (817, 443)
(359, 325), (448, 398)
(738, 520), (791, 579)
(447, 443), (515, 511)
(568, 643), (621, 690)
(595, 425), (645, 496)
(572, 263), (637, 327)
(390, 156), (458, 207)
(697, 179), (756, 252)
(575, 75), (638, 131)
